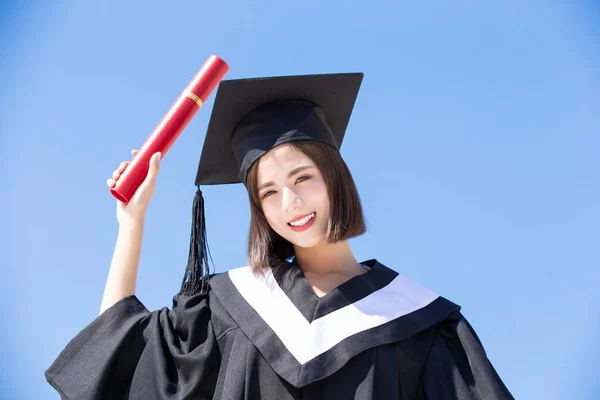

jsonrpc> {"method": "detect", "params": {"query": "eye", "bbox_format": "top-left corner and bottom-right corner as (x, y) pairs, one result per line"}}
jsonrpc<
(261, 190), (276, 199)
(295, 175), (312, 184)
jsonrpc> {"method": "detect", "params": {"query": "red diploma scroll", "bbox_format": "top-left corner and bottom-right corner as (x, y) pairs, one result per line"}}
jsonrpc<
(110, 55), (229, 203)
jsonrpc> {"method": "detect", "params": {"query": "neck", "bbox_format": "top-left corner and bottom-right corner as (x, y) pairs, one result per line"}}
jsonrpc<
(293, 240), (361, 275)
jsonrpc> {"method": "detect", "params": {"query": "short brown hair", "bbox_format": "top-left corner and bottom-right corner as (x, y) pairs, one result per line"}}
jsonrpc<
(245, 140), (366, 275)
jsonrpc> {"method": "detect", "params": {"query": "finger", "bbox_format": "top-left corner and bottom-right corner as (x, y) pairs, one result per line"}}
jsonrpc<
(107, 178), (115, 188)
(118, 161), (127, 172)
(154, 152), (162, 167)
(154, 151), (162, 162)
(112, 170), (120, 179)
(131, 149), (139, 156)
(146, 152), (161, 179)
(150, 152), (161, 166)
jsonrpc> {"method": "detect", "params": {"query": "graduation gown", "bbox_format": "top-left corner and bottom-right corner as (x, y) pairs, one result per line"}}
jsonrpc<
(46, 260), (514, 399)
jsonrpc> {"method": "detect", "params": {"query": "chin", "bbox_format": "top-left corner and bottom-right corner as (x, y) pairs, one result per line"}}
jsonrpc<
(284, 231), (328, 249)
(289, 238), (321, 249)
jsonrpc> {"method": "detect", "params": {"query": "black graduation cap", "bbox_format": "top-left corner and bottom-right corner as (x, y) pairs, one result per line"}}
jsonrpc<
(180, 72), (364, 296)
(196, 72), (364, 186)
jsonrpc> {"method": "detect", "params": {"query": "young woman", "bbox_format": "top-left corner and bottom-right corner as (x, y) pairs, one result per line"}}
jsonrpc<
(46, 73), (514, 399)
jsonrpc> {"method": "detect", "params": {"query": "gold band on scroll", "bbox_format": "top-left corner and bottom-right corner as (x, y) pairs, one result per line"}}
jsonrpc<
(184, 91), (204, 107)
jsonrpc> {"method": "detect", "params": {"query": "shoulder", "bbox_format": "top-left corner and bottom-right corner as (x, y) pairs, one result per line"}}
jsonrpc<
(170, 272), (242, 338)
(369, 260), (462, 316)
(209, 264), (278, 292)
(421, 310), (515, 398)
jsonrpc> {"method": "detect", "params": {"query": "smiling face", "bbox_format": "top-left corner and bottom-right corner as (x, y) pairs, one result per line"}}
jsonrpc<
(245, 140), (366, 273)
(256, 144), (330, 248)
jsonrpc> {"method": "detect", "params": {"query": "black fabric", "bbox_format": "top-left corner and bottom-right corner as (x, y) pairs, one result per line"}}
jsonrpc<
(297, 297), (461, 388)
(277, 258), (399, 321)
(209, 269), (303, 386)
(45, 293), (220, 400)
(421, 312), (515, 399)
(233, 101), (338, 185)
(46, 265), (514, 399)
(269, 258), (394, 323)
(194, 73), (363, 186)
(208, 261), (462, 388)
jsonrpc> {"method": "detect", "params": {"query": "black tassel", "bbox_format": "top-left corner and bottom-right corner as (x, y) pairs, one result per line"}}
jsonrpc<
(179, 187), (213, 296)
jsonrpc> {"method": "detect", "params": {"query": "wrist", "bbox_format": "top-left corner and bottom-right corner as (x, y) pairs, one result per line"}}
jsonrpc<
(118, 218), (145, 231)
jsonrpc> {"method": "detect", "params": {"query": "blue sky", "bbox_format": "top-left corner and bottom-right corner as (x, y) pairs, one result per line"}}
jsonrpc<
(1, 1), (598, 398)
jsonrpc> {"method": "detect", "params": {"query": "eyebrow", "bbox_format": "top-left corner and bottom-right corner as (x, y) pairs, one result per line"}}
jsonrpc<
(257, 165), (315, 192)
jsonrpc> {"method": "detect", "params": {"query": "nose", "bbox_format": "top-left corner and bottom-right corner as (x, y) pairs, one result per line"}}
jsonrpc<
(282, 186), (302, 213)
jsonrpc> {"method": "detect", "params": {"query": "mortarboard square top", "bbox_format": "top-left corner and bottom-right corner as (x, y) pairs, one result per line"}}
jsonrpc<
(195, 72), (364, 186)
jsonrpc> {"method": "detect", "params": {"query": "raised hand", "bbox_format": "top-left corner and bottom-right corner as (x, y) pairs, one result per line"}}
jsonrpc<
(107, 150), (162, 226)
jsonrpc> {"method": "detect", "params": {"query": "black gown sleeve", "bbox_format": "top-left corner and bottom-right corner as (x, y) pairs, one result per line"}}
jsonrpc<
(421, 311), (514, 400)
(45, 289), (220, 400)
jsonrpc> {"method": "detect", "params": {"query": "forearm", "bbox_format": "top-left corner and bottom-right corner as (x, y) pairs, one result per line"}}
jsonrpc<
(99, 221), (144, 315)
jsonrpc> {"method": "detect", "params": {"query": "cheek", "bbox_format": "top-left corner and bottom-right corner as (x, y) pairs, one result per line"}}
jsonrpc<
(261, 200), (282, 227)
(304, 180), (329, 208)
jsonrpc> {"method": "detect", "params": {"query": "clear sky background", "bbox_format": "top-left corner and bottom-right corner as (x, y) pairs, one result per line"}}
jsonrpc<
(1, 1), (598, 399)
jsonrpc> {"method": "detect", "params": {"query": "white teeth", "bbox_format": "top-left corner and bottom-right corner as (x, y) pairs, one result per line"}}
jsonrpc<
(289, 213), (315, 227)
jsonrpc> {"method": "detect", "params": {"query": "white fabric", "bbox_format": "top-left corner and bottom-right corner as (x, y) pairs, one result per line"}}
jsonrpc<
(228, 266), (439, 364)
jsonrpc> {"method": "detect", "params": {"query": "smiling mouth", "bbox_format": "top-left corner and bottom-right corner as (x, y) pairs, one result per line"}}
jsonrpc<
(288, 212), (316, 231)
